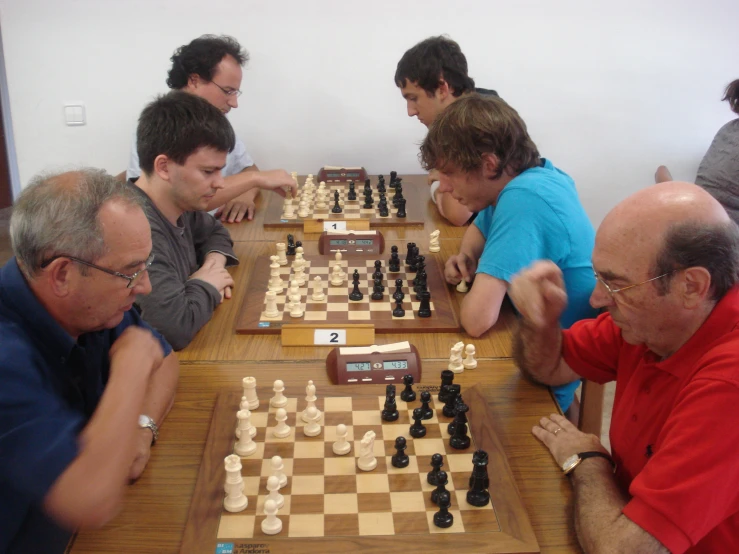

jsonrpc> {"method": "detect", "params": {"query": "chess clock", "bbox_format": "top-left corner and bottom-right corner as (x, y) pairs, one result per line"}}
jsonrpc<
(326, 341), (422, 385)
(317, 166), (368, 183)
(318, 230), (385, 255)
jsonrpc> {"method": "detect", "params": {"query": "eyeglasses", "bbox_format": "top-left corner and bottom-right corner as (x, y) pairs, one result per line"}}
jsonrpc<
(41, 253), (155, 289)
(593, 268), (676, 299)
(211, 81), (242, 97)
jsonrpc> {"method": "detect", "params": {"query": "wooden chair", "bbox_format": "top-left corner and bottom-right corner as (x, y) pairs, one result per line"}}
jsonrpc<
(578, 380), (605, 437)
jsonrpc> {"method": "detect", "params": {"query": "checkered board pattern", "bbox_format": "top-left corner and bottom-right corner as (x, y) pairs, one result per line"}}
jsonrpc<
(181, 384), (540, 553)
(263, 180), (424, 227)
(235, 253), (460, 334)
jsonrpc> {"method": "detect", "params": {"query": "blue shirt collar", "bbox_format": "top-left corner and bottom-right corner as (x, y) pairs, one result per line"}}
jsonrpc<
(0, 257), (76, 359)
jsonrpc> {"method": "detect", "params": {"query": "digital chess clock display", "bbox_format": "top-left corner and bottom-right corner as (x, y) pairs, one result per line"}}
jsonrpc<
(346, 360), (408, 372)
(326, 171), (362, 178)
(355, 239), (374, 245)
(346, 362), (371, 372)
(383, 360), (408, 370)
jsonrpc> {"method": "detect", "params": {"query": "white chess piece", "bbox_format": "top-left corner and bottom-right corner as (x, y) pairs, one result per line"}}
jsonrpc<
(311, 276), (326, 301)
(357, 430), (377, 471)
(463, 343), (478, 369)
(293, 265), (306, 287)
(261, 498), (283, 535)
(272, 408), (291, 438)
(297, 200), (310, 219)
(332, 424), (351, 455)
(234, 407), (257, 439)
(429, 229), (441, 253)
(302, 406), (322, 437)
(330, 264), (345, 286)
(234, 410), (258, 456)
(293, 247), (305, 269)
(289, 299), (304, 318)
(456, 279), (469, 293)
(276, 242), (288, 265)
(270, 455), (288, 488)
(242, 376), (259, 410)
(268, 256), (284, 292)
(270, 380), (288, 408)
(223, 454), (248, 512)
(265, 475), (285, 509)
(264, 290), (280, 318)
(333, 251), (342, 270)
(282, 199), (296, 220)
(448, 341), (465, 373)
(302, 380), (322, 422)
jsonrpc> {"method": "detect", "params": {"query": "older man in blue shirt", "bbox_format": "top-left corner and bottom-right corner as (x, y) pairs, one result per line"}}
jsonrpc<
(0, 169), (179, 553)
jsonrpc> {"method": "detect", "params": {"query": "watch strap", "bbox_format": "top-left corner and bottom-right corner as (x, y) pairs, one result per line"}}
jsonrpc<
(565, 451), (614, 476)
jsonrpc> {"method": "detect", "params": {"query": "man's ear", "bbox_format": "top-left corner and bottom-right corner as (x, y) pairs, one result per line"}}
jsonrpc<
(680, 266), (712, 309)
(153, 155), (171, 182)
(186, 73), (203, 91)
(44, 258), (75, 298)
(437, 78), (451, 101)
(480, 153), (501, 178)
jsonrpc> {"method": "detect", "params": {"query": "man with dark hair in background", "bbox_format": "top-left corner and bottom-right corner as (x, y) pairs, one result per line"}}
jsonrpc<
(510, 182), (739, 553)
(395, 35), (499, 226)
(421, 93), (596, 418)
(131, 91), (295, 350)
(124, 34), (295, 223)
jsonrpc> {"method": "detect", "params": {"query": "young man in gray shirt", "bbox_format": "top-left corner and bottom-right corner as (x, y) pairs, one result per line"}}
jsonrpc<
(132, 91), (295, 350)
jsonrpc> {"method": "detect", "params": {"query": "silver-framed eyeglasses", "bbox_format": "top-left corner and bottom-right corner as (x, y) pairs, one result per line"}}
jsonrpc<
(211, 81), (242, 97)
(593, 268), (676, 298)
(41, 253), (155, 288)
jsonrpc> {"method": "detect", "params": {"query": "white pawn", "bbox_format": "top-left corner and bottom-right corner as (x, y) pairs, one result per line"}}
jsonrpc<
(463, 343), (478, 369)
(302, 380), (322, 422)
(330, 264), (345, 286)
(333, 250), (342, 270)
(276, 242), (288, 265)
(264, 290), (280, 318)
(333, 424), (351, 455)
(311, 276), (326, 301)
(289, 299), (305, 318)
(234, 407), (257, 439)
(357, 430), (377, 471)
(294, 246), (305, 265)
(456, 279), (469, 293)
(429, 229), (441, 253)
(242, 376), (259, 410)
(282, 199), (296, 220)
(297, 200), (310, 219)
(223, 454), (248, 512)
(234, 410), (257, 456)
(272, 408), (291, 438)
(261, 498), (282, 535)
(265, 475), (285, 509)
(303, 406), (322, 437)
(270, 380), (288, 408)
(270, 455), (288, 488)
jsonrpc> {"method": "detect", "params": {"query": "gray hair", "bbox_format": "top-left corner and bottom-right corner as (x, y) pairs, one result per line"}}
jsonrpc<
(653, 220), (739, 300)
(10, 168), (145, 278)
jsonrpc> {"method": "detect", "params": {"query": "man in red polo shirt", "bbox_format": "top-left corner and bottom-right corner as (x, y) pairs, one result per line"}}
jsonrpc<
(509, 181), (739, 553)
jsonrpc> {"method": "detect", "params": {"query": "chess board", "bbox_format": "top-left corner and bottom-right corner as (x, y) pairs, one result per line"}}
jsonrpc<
(235, 253), (460, 334)
(181, 383), (540, 554)
(263, 178), (425, 228)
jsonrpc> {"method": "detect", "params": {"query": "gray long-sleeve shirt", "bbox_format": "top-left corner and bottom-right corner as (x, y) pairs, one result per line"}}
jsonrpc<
(696, 119), (739, 225)
(130, 184), (238, 350)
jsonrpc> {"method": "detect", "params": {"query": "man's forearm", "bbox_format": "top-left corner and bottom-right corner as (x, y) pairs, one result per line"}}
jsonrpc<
(139, 353), (179, 427)
(458, 224), (485, 260)
(206, 171), (263, 211)
(513, 319), (563, 384)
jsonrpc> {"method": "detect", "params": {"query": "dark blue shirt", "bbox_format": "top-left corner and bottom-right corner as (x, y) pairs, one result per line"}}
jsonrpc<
(0, 258), (171, 553)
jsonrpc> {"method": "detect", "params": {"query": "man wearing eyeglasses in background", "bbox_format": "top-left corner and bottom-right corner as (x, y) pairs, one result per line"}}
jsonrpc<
(510, 182), (739, 553)
(123, 34), (295, 223)
(0, 169), (179, 553)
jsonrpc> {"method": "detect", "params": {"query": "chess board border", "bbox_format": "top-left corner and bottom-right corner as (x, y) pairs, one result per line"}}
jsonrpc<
(180, 384), (540, 554)
(234, 253), (460, 334)
(263, 178), (425, 228)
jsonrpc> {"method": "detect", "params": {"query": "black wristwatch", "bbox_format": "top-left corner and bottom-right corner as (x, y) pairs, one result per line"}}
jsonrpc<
(562, 451), (614, 476)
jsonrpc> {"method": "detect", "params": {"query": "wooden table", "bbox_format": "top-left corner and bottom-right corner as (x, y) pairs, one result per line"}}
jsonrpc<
(69, 361), (579, 553)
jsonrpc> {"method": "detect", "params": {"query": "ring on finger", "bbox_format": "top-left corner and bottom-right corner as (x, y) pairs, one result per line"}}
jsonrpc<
(552, 427), (563, 436)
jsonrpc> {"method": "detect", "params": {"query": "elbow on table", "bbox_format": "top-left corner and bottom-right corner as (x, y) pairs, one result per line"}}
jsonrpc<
(461, 312), (496, 338)
(46, 482), (125, 531)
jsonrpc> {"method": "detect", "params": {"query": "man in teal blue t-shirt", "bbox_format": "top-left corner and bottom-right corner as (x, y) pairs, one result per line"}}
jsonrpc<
(420, 94), (596, 415)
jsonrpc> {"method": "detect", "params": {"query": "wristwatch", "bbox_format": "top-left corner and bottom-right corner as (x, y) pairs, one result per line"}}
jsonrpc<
(138, 414), (159, 445)
(562, 451), (614, 476)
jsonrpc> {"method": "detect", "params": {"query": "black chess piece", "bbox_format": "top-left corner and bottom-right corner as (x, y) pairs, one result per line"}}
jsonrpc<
(414, 280), (427, 301)
(382, 385), (399, 421)
(443, 384), (461, 418)
(448, 398), (469, 435)
(364, 178), (371, 189)
(392, 279), (404, 301)
(372, 260), (383, 280)
(331, 190), (342, 213)
(392, 297), (405, 317)
(405, 243), (416, 267)
(377, 180), (386, 194)
(400, 374), (416, 402)
(392, 183), (404, 204)
(363, 180), (372, 195)
(348, 182), (357, 201)
(371, 279), (384, 301)
(439, 370), (454, 403)
(388, 248), (400, 272)
(433, 490), (454, 528)
(427, 453), (444, 485)
(408, 246), (420, 273)
(409, 407), (427, 438)
(390, 170), (397, 184)
(295, 240), (303, 250)
(419, 390), (434, 419)
(391, 436), (409, 468)
(413, 257), (426, 287)
(286, 234), (296, 256)
(349, 272), (363, 301)
(449, 404), (471, 450)
(378, 175), (385, 185)
(431, 470), (449, 504)
(417, 291), (432, 318)
(467, 450), (491, 507)
(363, 191), (373, 209)
(372, 276), (384, 292)
(396, 198), (407, 218)
(378, 198), (389, 217)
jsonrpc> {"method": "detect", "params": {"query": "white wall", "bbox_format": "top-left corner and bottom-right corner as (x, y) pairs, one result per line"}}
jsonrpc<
(0, 0), (737, 224)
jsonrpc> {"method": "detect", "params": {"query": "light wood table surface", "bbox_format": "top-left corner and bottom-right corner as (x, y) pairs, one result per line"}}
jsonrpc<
(70, 361), (579, 553)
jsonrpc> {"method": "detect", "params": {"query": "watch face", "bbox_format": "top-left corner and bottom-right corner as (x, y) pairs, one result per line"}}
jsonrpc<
(138, 414), (150, 426)
(562, 454), (579, 471)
